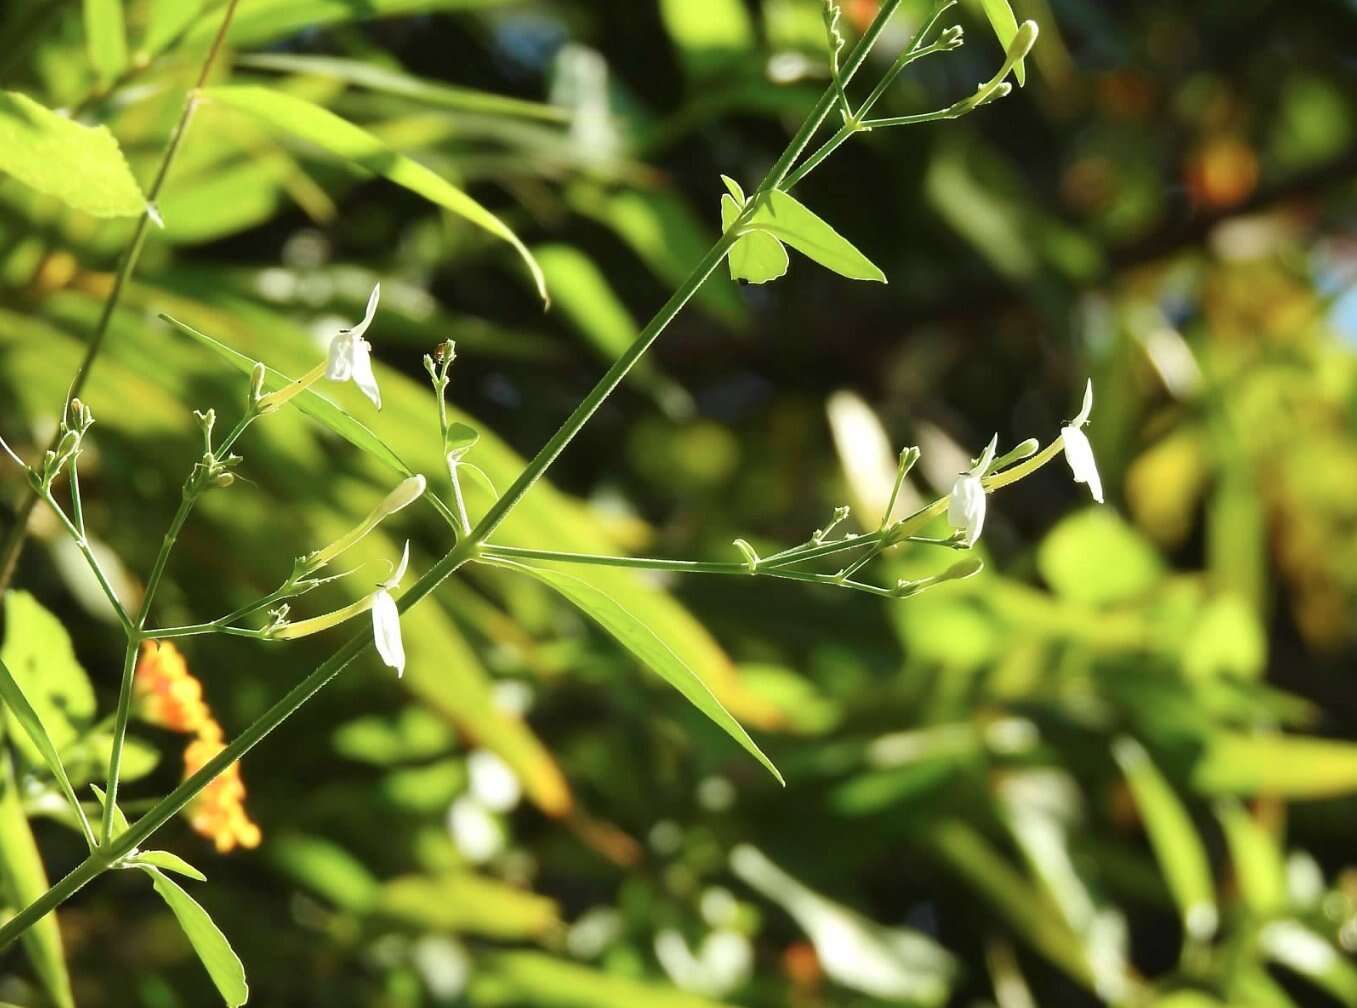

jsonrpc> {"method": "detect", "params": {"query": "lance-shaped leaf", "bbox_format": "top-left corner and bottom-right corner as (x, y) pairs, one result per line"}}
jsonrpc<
(0, 90), (147, 218)
(743, 189), (885, 283)
(201, 86), (547, 303)
(131, 850), (208, 882)
(0, 656), (89, 839)
(143, 866), (248, 1007)
(189, 0), (514, 48)
(83, 0), (128, 82)
(0, 754), (75, 1008)
(976, 0), (1027, 86)
(1113, 737), (1217, 943)
(501, 561), (783, 784)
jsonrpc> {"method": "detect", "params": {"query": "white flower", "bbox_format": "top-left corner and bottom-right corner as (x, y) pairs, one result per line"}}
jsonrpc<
(1061, 380), (1104, 503)
(326, 283), (382, 409)
(948, 435), (997, 547)
(372, 540), (409, 677)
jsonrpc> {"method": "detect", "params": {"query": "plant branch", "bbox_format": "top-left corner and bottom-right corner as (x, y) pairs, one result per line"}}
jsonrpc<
(0, 0), (244, 595)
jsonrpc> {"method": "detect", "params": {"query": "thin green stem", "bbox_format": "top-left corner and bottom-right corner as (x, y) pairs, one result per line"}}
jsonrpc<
(38, 492), (134, 634)
(783, 0), (958, 192)
(0, 529), (481, 951)
(68, 461), (86, 538)
(0, 0), (244, 595)
(0, 0), (917, 948)
(99, 641), (137, 846)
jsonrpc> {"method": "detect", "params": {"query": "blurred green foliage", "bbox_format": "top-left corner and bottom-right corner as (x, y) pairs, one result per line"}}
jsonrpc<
(3, 0), (1357, 1006)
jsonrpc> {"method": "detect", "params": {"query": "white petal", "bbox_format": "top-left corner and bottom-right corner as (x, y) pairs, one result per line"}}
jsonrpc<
(371, 589), (405, 676)
(326, 331), (355, 381)
(948, 473), (986, 547)
(349, 282), (381, 340)
(1071, 379), (1094, 428)
(350, 339), (382, 410)
(384, 540), (410, 590)
(1061, 425), (1104, 503)
(971, 433), (998, 476)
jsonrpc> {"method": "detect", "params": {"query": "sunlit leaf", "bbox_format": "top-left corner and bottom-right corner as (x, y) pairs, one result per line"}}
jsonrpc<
(131, 851), (208, 882)
(0, 591), (96, 767)
(501, 562), (783, 784)
(1193, 734), (1357, 799)
(658, 0), (754, 77)
(0, 755), (75, 1008)
(744, 190), (885, 283)
(269, 833), (380, 912)
(976, 0), (1027, 86)
(0, 655), (86, 833)
(143, 866), (248, 1007)
(1215, 800), (1285, 916)
(142, 0), (207, 57)
(1113, 737), (1217, 942)
(470, 950), (735, 1008)
(1038, 508), (1163, 606)
(372, 873), (559, 938)
(0, 90), (146, 217)
(721, 194), (789, 284)
(237, 53), (568, 122)
(82, 0), (128, 83)
(201, 86), (547, 302)
(187, 0), (512, 47)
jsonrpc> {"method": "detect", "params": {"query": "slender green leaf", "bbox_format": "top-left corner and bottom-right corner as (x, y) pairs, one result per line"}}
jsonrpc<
(0, 90), (146, 217)
(372, 873), (560, 938)
(201, 85), (546, 302)
(444, 422), (480, 459)
(1215, 800), (1285, 916)
(502, 561), (783, 784)
(143, 866), (248, 1007)
(189, 0), (513, 47)
(976, 0), (1026, 86)
(131, 850), (208, 882)
(1193, 733), (1357, 799)
(269, 833), (380, 912)
(142, 0), (207, 57)
(0, 656), (86, 835)
(237, 53), (568, 122)
(1113, 737), (1217, 941)
(82, 0), (128, 83)
(89, 783), (130, 837)
(470, 950), (735, 1008)
(0, 755), (75, 1008)
(159, 314), (413, 477)
(747, 190), (885, 283)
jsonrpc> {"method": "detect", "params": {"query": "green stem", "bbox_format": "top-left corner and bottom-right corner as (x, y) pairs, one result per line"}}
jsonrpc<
(0, 0), (244, 596)
(98, 641), (137, 846)
(0, 0), (914, 948)
(0, 529), (481, 951)
(782, 0), (958, 192)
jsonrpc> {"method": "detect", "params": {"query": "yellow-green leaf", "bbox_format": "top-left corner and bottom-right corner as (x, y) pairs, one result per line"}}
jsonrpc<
(201, 86), (546, 302)
(0, 656), (87, 837)
(143, 866), (248, 1007)
(1, 591), (96, 767)
(976, 0), (1026, 86)
(189, 0), (513, 48)
(746, 190), (885, 283)
(470, 950), (736, 1008)
(501, 561), (783, 784)
(1215, 800), (1285, 916)
(1113, 737), (1217, 942)
(372, 873), (559, 938)
(83, 0), (128, 83)
(0, 755), (74, 1008)
(0, 90), (146, 217)
(1193, 733), (1357, 799)
(721, 194), (789, 284)
(131, 850), (208, 882)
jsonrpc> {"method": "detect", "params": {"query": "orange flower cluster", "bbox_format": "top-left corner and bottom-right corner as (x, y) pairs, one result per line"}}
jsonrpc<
(132, 641), (214, 736)
(133, 641), (261, 853)
(183, 734), (262, 853)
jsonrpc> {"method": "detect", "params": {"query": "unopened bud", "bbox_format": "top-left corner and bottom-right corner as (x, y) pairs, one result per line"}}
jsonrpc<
(303, 474), (427, 571)
(212, 472), (235, 488)
(250, 362), (267, 403)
